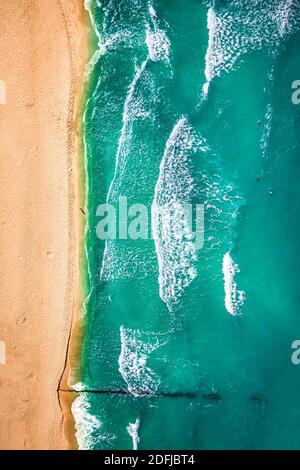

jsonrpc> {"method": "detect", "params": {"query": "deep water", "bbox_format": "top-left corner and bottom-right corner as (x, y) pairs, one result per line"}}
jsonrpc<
(72, 0), (300, 450)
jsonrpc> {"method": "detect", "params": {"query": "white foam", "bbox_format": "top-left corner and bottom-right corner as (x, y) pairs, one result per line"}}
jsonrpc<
(118, 326), (166, 396)
(85, 0), (164, 78)
(146, 23), (170, 63)
(110, 58), (148, 182)
(273, 0), (300, 36)
(109, 58), (149, 203)
(202, 81), (210, 98)
(149, 5), (157, 18)
(203, 8), (217, 96)
(222, 252), (245, 316)
(98, 30), (133, 57)
(152, 118), (207, 309)
(72, 394), (115, 450)
(100, 59), (150, 281)
(84, 0), (140, 78)
(84, 0), (102, 80)
(127, 417), (141, 450)
(203, 5), (244, 96)
(202, 1), (300, 95)
(145, 2), (171, 63)
(146, 25), (170, 63)
(69, 381), (88, 391)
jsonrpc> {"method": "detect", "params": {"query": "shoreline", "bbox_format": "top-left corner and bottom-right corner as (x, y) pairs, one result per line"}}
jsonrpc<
(0, 0), (90, 449)
(58, 1), (96, 451)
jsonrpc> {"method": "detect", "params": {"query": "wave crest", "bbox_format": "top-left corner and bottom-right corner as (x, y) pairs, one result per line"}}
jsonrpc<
(203, 0), (300, 95)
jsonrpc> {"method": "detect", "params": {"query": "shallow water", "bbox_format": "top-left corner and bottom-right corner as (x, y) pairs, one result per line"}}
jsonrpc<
(73, 0), (300, 449)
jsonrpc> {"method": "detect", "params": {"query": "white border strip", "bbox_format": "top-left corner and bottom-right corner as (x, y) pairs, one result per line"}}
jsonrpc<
(0, 340), (6, 364)
(0, 80), (6, 105)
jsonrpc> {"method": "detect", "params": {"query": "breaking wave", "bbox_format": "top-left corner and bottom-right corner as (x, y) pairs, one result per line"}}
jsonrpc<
(118, 326), (167, 396)
(146, 4), (171, 63)
(203, 0), (300, 95)
(222, 251), (245, 316)
(152, 117), (208, 309)
(127, 417), (141, 450)
(72, 395), (116, 450)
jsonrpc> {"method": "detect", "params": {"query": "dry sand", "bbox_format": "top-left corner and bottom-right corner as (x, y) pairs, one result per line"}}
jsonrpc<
(0, 0), (88, 450)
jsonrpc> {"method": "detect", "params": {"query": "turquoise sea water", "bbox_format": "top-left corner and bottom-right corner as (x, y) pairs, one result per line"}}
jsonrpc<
(72, 0), (300, 449)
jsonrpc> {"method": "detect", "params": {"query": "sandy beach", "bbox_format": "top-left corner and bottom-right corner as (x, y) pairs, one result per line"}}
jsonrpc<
(0, 0), (88, 450)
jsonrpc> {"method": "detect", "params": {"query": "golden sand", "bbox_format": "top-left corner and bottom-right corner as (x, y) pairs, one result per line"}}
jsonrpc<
(0, 0), (89, 450)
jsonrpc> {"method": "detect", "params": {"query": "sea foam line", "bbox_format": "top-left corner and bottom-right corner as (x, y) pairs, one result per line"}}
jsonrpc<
(84, 0), (102, 80)
(202, 7), (216, 97)
(152, 117), (207, 309)
(274, 0), (300, 36)
(100, 59), (148, 281)
(118, 326), (167, 397)
(72, 394), (115, 450)
(222, 251), (245, 316)
(127, 417), (141, 450)
(146, 3), (170, 64)
(202, 1), (300, 97)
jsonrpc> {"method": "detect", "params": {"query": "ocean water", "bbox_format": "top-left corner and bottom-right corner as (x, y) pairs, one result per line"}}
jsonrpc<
(72, 0), (300, 450)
